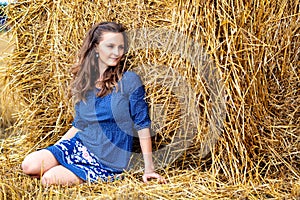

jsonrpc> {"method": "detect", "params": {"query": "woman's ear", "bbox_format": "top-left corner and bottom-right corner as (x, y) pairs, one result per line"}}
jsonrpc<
(94, 44), (98, 53)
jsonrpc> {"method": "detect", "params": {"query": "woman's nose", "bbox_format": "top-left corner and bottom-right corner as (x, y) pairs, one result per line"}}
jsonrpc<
(113, 47), (120, 55)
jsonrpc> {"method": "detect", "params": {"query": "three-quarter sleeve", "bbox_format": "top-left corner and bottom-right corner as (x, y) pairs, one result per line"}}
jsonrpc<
(129, 84), (151, 131)
(122, 71), (151, 131)
(71, 102), (87, 130)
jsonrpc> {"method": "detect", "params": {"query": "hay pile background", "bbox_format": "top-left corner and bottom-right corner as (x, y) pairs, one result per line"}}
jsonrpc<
(0, 0), (299, 199)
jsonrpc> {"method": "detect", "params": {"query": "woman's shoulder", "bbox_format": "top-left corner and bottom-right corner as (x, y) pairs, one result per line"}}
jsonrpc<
(122, 70), (141, 80)
(120, 70), (144, 94)
(122, 70), (143, 85)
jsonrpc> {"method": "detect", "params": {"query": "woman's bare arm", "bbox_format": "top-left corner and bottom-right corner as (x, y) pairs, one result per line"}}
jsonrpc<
(138, 127), (166, 183)
(55, 126), (80, 144)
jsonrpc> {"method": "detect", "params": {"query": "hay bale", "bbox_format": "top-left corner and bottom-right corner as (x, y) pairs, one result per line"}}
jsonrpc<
(0, 31), (16, 133)
(0, 0), (299, 199)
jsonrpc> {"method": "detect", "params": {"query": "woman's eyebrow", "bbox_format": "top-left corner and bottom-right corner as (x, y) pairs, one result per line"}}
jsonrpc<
(104, 42), (124, 46)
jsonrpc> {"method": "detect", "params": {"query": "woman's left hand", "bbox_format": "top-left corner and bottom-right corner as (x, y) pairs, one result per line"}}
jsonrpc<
(142, 172), (167, 184)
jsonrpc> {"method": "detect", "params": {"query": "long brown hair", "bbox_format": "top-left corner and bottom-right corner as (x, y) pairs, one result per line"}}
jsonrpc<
(70, 22), (128, 102)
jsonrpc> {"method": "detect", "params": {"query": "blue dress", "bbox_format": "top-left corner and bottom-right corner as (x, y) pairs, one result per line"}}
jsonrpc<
(46, 71), (151, 182)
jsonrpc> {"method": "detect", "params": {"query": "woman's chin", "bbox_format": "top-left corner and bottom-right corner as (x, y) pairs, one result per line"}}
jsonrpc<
(108, 61), (119, 67)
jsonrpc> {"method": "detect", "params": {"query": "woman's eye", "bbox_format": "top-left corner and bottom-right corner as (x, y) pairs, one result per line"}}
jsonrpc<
(119, 46), (124, 50)
(107, 45), (114, 48)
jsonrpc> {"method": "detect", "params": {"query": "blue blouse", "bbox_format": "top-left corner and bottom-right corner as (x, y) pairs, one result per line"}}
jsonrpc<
(72, 71), (151, 172)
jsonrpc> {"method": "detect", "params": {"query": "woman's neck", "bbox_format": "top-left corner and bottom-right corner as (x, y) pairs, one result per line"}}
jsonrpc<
(98, 64), (108, 81)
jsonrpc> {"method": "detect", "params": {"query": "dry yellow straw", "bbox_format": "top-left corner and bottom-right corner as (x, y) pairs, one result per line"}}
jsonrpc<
(0, 0), (299, 199)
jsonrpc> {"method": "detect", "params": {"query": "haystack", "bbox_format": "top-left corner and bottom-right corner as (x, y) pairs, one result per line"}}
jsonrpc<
(0, 0), (299, 199)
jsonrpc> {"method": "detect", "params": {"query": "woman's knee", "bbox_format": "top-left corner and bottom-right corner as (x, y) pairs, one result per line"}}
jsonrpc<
(21, 158), (30, 174)
(21, 150), (58, 175)
(21, 154), (39, 175)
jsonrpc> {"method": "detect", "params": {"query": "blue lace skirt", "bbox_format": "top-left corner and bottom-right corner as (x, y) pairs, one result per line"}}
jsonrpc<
(46, 134), (122, 182)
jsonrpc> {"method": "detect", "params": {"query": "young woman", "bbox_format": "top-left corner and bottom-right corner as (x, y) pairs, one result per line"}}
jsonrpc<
(21, 22), (166, 185)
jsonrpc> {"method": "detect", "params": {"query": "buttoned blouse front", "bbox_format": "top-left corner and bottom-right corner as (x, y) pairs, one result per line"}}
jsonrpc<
(72, 71), (151, 172)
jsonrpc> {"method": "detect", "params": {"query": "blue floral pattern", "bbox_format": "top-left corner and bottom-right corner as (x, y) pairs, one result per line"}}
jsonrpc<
(47, 135), (122, 183)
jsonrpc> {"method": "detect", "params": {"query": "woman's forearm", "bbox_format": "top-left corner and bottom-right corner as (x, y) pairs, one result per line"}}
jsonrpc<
(56, 126), (80, 143)
(137, 128), (155, 173)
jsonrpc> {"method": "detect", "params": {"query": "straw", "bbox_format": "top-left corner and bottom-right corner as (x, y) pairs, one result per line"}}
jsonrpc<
(0, 0), (299, 199)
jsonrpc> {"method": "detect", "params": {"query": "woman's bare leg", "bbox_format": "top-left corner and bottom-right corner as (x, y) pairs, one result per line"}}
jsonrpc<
(41, 165), (83, 186)
(21, 149), (59, 177)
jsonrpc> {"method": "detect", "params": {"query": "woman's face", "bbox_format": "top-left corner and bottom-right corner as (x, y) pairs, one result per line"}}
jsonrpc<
(96, 32), (125, 69)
